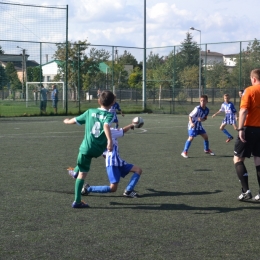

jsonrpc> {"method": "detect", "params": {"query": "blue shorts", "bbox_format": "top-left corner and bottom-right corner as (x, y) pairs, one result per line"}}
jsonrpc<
(188, 128), (206, 137)
(106, 164), (133, 184)
(52, 99), (58, 108)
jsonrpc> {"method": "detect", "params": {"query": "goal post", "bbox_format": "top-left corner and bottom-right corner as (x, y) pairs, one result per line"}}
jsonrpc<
(26, 82), (65, 108)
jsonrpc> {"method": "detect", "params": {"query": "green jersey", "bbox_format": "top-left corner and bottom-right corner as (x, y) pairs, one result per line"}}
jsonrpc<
(76, 108), (114, 157)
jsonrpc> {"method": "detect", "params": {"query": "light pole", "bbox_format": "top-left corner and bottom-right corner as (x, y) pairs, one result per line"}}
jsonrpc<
(17, 46), (27, 99)
(190, 27), (201, 98)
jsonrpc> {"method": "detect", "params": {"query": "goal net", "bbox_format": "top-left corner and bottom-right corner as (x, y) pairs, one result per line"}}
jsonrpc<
(26, 82), (65, 108)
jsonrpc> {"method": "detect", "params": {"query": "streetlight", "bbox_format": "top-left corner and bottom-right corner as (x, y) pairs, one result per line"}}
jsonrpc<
(190, 27), (201, 98)
(17, 46), (27, 98)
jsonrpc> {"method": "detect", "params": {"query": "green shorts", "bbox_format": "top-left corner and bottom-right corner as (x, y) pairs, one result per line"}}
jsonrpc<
(76, 152), (92, 173)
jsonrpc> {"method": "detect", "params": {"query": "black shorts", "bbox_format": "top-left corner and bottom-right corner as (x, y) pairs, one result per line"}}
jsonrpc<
(234, 126), (260, 158)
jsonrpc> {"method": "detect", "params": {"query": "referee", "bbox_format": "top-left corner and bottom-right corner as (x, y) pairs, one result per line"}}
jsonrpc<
(234, 69), (260, 201)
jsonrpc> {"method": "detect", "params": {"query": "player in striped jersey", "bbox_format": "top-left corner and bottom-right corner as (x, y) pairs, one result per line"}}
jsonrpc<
(181, 95), (214, 158)
(212, 94), (238, 142)
(72, 123), (142, 198)
(109, 96), (124, 128)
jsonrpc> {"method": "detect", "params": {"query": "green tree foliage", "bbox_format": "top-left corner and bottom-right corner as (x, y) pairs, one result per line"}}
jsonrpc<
(27, 67), (43, 82)
(179, 65), (199, 89)
(53, 40), (111, 92)
(206, 62), (229, 88)
(0, 64), (7, 90)
(118, 50), (138, 68)
(146, 51), (164, 70)
(5, 62), (22, 91)
(128, 67), (142, 89)
(0, 45), (4, 54)
(230, 39), (260, 88)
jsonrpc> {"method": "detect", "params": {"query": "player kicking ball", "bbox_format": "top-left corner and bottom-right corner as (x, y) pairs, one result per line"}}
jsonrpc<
(181, 95), (215, 158)
(212, 93), (238, 143)
(68, 117), (144, 198)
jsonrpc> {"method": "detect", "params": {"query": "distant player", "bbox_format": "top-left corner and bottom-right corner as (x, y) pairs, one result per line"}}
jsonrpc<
(212, 94), (238, 143)
(181, 95), (215, 158)
(109, 95), (124, 128)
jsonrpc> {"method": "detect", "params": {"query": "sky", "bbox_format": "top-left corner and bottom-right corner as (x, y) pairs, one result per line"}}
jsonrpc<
(2, 0), (260, 58)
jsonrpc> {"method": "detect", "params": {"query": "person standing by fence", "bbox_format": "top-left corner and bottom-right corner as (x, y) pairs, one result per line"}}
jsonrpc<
(39, 84), (48, 114)
(51, 84), (58, 114)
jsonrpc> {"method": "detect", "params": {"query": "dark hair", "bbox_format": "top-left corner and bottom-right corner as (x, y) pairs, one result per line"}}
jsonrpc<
(99, 90), (115, 107)
(239, 89), (244, 93)
(200, 94), (208, 101)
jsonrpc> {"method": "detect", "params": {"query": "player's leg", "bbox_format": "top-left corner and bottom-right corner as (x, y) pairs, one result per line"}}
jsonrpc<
(201, 132), (215, 155)
(252, 130), (260, 200)
(72, 154), (91, 208)
(181, 130), (195, 158)
(123, 164), (142, 198)
(233, 135), (251, 201)
(220, 122), (233, 142)
(81, 166), (120, 195)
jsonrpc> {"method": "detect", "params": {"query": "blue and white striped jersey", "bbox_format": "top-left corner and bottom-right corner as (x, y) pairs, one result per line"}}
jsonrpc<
(219, 102), (237, 114)
(103, 128), (128, 167)
(188, 106), (209, 130)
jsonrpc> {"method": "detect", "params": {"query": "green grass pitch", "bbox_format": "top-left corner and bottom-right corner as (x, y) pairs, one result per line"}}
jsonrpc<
(1, 114), (260, 259)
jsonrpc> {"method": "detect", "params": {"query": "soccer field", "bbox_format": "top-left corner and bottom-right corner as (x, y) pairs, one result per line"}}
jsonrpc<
(1, 114), (260, 260)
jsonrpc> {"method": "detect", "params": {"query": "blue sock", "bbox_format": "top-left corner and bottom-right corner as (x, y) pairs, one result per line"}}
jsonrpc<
(88, 186), (111, 193)
(204, 140), (209, 151)
(183, 140), (191, 152)
(222, 129), (231, 138)
(126, 173), (140, 191)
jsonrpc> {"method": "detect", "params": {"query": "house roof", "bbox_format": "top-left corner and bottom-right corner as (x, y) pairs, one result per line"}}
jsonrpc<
(40, 60), (64, 67)
(0, 60), (39, 70)
(201, 51), (223, 57)
(99, 62), (110, 73)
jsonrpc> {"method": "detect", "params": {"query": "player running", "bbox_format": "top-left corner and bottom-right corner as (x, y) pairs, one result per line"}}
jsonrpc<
(212, 94), (238, 142)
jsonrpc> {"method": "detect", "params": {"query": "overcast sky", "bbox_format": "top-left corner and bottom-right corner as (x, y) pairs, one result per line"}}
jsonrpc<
(3, 0), (260, 57)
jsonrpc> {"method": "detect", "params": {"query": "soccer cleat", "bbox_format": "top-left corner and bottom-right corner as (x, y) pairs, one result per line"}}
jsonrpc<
(72, 201), (89, 208)
(237, 190), (252, 201)
(181, 151), (188, 158)
(67, 167), (78, 179)
(81, 183), (90, 196)
(123, 190), (140, 198)
(254, 193), (260, 201)
(204, 149), (215, 156)
(226, 136), (233, 143)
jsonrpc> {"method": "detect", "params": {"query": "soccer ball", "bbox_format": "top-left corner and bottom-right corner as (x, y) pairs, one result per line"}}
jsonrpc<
(132, 116), (144, 128)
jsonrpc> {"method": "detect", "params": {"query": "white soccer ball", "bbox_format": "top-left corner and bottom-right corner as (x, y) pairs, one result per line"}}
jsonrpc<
(132, 116), (144, 128)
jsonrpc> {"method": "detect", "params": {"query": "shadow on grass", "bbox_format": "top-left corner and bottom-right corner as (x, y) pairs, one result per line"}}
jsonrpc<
(107, 201), (260, 213)
(140, 188), (222, 198)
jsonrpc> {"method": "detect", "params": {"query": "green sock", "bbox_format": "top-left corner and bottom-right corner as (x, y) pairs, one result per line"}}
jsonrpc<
(75, 179), (84, 203)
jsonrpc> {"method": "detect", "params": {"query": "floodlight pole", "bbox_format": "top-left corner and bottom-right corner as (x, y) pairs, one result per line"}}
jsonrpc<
(190, 27), (201, 98)
(142, 0), (147, 110)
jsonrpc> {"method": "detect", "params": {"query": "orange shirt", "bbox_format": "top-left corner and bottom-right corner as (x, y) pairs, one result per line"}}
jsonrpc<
(240, 84), (260, 126)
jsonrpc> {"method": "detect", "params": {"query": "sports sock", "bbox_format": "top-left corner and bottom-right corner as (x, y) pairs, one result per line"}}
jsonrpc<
(256, 165), (260, 190)
(126, 173), (140, 191)
(75, 179), (84, 203)
(88, 186), (111, 193)
(235, 161), (249, 192)
(204, 140), (209, 151)
(183, 140), (191, 152)
(222, 129), (231, 138)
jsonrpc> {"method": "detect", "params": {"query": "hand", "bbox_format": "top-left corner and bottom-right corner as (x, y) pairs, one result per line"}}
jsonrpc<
(107, 141), (113, 151)
(212, 114), (215, 118)
(239, 130), (246, 143)
(63, 119), (70, 124)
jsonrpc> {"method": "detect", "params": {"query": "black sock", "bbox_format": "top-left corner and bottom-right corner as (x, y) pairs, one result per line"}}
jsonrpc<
(235, 161), (249, 192)
(256, 165), (260, 191)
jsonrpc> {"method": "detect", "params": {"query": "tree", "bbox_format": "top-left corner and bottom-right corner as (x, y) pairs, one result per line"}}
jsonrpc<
(206, 62), (229, 88)
(0, 45), (4, 54)
(178, 65), (199, 89)
(128, 67), (142, 89)
(118, 50), (138, 68)
(230, 39), (260, 88)
(27, 67), (43, 82)
(0, 64), (7, 90)
(146, 51), (164, 70)
(5, 62), (22, 94)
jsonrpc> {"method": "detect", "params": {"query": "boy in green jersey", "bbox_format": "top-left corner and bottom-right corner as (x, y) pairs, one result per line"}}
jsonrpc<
(63, 90), (115, 208)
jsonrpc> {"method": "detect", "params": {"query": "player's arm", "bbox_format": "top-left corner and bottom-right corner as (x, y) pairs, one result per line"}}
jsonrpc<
(63, 118), (76, 124)
(104, 123), (113, 151)
(238, 108), (248, 143)
(122, 123), (135, 133)
(212, 110), (221, 118)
